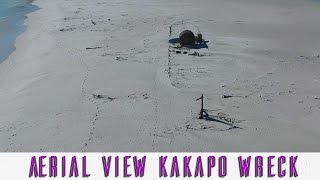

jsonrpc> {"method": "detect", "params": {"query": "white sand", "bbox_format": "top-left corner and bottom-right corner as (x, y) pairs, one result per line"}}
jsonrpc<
(1, 0), (320, 152)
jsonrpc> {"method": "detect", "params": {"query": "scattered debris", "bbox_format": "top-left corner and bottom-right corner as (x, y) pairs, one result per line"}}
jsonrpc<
(143, 93), (149, 99)
(186, 124), (196, 130)
(86, 47), (102, 50)
(128, 93), (138, 100)
(116, 56), (128, 61)
(59, 27), (75, 32)
(92, 94), (116, 101)
(63, 17), (73, 20)
(93, 94), (103, 99)
(222, 95), (233, 99)
(127, 93), (149, 100)
(222, 95), (243, 99)
(200, 125), (208, 129)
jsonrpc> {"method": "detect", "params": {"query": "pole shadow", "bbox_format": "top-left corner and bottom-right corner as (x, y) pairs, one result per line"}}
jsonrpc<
(202, 113), (243, 130)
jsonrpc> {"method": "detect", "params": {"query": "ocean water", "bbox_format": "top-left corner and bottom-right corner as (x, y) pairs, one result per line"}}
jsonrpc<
(0, 0), (38, 63)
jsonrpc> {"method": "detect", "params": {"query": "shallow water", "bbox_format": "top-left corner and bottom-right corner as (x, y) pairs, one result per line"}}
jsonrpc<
(0, 0), (38, 63)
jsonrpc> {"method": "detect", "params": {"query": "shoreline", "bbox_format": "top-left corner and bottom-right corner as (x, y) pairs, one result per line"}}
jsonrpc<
(0, 0), (41, 90)
(0, 0), (38, 63)
(1, 0), (320, 152)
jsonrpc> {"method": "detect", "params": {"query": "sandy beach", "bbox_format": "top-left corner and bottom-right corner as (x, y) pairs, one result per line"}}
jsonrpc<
(0, 0), (320, 152)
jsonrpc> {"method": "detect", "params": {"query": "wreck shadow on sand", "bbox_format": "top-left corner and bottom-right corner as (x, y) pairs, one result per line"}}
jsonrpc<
(169, 38), (209, 50)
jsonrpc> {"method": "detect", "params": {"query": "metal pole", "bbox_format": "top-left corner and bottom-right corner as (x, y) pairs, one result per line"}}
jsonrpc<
(201, 94), (203, 115)
(196, 94), (204, 119)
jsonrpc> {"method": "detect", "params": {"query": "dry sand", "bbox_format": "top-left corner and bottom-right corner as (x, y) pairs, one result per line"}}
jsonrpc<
(0, 0), (320, 152)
